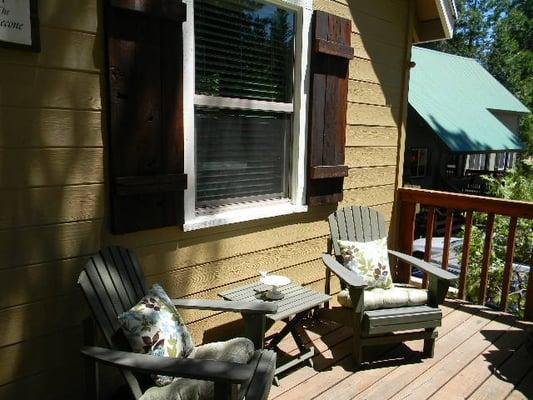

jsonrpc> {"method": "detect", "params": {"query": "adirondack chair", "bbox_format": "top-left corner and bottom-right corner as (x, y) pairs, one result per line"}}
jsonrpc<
(320, 206), (457, 366)
(78, 246), (277, 400)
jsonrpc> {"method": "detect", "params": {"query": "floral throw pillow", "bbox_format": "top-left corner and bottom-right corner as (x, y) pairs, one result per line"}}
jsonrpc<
(118, 284), (195, 386)
(337, 237), (394, 289)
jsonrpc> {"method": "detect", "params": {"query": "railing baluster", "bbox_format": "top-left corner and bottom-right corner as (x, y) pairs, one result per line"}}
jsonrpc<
(398, 200), (417, 284)
(422, 206), (436, 288)
(458, 210), (473, 300)
(441, 209), (454, 271)
(524, 252), (533, 321)
(500, 217), (518, 311)
(479, 213), (495, 305)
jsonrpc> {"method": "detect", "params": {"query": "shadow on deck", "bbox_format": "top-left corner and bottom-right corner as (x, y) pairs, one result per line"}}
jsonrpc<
(269, 299), (533, 400)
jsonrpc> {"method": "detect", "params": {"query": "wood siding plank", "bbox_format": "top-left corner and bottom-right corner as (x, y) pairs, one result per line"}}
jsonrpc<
(0, 65), (101, 110)
(341, 184), (395, 207)
(0, 28), (100, 72)
(344, 166), (396, 188)
(40, 0), (98, 33)
(348, 79), (401, 107)
(0, 148), (104, 187)
(347, 102), (399, 127)
(0, 185), (104, 228)
(0, 220), (102, 268)
(0, 107), (102, 148)
(346, 125), (398, 147)
(345, 147), (397, 167)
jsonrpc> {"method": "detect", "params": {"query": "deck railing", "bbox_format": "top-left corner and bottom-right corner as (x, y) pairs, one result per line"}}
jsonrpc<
(397, 187), (533, 320)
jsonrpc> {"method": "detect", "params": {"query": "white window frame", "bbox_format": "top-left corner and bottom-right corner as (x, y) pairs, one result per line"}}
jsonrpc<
(182, 0), (312, 231)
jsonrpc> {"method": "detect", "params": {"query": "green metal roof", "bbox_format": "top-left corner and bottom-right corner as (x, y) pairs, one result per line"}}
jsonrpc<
(409, 47), (529, 152)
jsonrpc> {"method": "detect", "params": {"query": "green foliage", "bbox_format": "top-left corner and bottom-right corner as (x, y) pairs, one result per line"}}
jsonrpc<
(462, 162), (533, 315)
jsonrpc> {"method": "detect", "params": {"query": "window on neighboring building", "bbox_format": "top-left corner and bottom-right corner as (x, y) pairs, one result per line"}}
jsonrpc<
(183, 0), (312, 230)
(495, 153), (507, 171)
(506, 152), (516, 170)
(467, 153), (487, 170)
(409, 148), (428, 178)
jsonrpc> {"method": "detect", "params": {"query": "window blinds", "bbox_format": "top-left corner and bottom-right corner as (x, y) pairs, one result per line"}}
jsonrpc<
(194, 0), (295, 208)
(194, 0), (295, 102)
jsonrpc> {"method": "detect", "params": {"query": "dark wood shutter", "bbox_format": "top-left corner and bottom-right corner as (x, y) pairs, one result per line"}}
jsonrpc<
(307, 11), (353, 206)
(105, 0), (187, 233)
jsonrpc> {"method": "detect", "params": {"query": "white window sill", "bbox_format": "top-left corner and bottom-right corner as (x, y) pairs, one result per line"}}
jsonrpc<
(183, 200), (308, 232)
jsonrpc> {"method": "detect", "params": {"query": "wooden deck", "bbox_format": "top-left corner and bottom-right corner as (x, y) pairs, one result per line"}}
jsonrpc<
(268, 299), (533, 400)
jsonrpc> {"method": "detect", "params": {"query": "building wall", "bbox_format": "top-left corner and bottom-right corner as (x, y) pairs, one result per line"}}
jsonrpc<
(0, 0), (411, 398)
(491, 110), (522, 135)
(404, 106), (448, 189)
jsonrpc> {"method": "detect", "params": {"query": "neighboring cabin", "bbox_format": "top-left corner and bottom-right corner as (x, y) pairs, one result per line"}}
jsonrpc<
(0, 1), (455, 398)
(404, 47), (530, 194)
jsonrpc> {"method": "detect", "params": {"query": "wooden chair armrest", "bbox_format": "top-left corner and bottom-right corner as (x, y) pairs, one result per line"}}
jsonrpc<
(80, 346), (255, 384)
(322, 254), (367, 288)
(172, 299), (278, 314)
(388, 250), (458, 281)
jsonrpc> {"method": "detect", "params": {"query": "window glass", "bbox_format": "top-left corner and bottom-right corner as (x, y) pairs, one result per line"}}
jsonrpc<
(409, 148), (428, 177)
(195, 108), (291, 207)
(193, 0), (296, 209)
(468, 154), (486, 170)
(495, 153), (506, 170)
(195, 0), (295, 102)
(506, 152), (515, 169)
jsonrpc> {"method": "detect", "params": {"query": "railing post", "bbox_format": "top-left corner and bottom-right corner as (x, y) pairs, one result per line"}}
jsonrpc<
(500, 217), (517, 311)
(441, 209), (454, 271)
(524, 253), (533, 321)
(422, 206), (436, 288)
(398, 200), (416, 283)
(479, 213), (495, 305)
(458, 211), (473, 300)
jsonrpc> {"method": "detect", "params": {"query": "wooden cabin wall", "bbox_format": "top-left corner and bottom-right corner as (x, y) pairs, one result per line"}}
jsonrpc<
(0, 0), (411, 398)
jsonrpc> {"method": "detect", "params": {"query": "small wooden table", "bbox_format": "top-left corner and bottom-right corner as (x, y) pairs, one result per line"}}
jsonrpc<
(219, 281), (331, 382)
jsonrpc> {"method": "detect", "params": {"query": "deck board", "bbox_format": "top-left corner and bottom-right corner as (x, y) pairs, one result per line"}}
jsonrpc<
(269, 300), (533, 400)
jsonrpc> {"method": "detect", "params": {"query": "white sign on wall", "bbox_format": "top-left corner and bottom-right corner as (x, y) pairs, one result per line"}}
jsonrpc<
(0, 0), (39, 51)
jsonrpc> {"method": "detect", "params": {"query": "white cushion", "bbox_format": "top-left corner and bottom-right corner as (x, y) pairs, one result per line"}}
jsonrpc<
(140, 338), (255, 400)
(337, 285), (428, 311)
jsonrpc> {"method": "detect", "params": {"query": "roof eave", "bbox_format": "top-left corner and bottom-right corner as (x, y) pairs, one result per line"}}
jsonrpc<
(413, 0), (457, 44)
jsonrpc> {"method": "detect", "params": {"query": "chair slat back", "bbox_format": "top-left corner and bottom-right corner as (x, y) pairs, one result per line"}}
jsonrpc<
(78, 246), (148, 347)
(329, 206), (386, 256)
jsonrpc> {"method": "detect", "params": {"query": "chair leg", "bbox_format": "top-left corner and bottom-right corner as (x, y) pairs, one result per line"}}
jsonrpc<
(353, 336), (363, 368)
(423, 329), (436, 358)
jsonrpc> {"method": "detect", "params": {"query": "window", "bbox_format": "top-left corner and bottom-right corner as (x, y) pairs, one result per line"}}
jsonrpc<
(409, 148), (428, 178)
(467, 153), (487, 170)
(506, 152), (516, 170)
(495, 153), (506, 171)
(183, 0), (312, 230)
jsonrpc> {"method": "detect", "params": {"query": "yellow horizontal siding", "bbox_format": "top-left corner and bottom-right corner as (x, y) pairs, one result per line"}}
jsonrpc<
(0, 185), (104, 228)
(0, 107), (103, 148)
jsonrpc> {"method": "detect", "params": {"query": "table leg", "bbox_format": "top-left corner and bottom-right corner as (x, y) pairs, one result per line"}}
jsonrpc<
(291, 321), (314, 368)
(268, 311), (307, 349)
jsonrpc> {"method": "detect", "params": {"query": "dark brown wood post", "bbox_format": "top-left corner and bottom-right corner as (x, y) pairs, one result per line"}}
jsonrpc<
(422, 206), (436, 288)
(397, 200), (416, 283)
(524, 252), (533, 321)
(500, 216), (518, 311)
(478, 213), (495, 304)
(458, 210), (473, 300)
